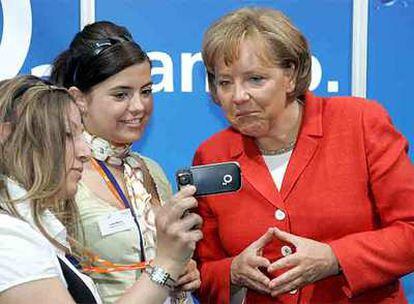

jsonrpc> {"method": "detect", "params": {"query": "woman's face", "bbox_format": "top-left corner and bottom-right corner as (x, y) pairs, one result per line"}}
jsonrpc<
(63, 102), (90, 198)
(81, 62), (153, 145)
(214, 39), (295, 138)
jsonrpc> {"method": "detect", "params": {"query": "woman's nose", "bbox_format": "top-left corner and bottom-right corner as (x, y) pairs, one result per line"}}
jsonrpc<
(232, 84), (250, 105)
(128, 93), (145, 113)
(77, 136), (91, 162)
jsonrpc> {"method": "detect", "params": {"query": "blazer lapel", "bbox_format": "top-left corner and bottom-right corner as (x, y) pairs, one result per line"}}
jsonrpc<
(281, 93), (323, 200)
(231, 133), (282, 207)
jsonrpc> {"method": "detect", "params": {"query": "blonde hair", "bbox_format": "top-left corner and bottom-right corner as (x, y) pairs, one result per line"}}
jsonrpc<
(0, 75), (78, 252)
(202, 7), (312, 102)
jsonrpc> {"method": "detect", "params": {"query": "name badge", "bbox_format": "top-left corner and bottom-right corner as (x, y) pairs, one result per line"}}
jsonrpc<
(98, 209), (135, 237)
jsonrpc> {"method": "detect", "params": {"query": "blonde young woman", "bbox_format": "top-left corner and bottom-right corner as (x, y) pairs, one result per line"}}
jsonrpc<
(0, 75), (202, 304)
(51, 21), (200, 303)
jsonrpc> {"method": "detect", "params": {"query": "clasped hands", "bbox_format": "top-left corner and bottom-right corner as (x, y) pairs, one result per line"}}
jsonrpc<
(230, 228), (340, 297)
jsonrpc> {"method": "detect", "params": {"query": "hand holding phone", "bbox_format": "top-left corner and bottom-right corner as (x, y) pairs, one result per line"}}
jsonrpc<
(176, 161), (242, 196)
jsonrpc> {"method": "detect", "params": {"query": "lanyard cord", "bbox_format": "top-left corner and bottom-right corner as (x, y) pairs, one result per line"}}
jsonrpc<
(67, 237), (152, 274)
(90, 158), (146, 262)
(90, 159), (124, 209)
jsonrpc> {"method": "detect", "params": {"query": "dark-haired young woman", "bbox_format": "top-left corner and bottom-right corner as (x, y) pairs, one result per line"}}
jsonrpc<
(51, 21), (200, 303)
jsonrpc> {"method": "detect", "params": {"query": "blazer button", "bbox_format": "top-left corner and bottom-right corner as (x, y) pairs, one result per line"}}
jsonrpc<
(274, 209), (286, 221)
(281, 245), (293, 257)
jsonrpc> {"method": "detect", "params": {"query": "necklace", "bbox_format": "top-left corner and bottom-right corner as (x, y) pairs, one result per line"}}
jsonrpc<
(258, 99), (303, 156)
(258, 140), (296, 156)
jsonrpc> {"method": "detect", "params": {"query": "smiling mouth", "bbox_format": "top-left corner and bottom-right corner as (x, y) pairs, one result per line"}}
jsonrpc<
(120, 118), (144, 126)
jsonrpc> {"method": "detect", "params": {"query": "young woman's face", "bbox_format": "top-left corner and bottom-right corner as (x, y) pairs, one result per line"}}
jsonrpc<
(81, 62), (153, 145)
(63, 102), (90, 198)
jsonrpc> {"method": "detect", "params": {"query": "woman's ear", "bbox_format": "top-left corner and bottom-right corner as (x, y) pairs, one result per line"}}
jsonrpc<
(68, 86), (88, 115)
(284, 64), (296, 94)
(287, 77), (296, 94)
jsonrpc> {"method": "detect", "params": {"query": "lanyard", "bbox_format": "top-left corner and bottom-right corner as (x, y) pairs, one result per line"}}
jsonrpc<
(67, 238), (152, 274)
(90, 159), (124, 209)
(90, 158), (146, 262)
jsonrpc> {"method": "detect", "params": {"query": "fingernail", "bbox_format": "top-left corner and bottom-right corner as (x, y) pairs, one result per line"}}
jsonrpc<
(267, 266), (272, 272)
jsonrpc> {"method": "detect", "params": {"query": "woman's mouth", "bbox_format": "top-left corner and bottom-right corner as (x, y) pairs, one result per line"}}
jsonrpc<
(71, 167), (83, 180)
(234, 111), (258, 118)
(120, 117), (142, 126)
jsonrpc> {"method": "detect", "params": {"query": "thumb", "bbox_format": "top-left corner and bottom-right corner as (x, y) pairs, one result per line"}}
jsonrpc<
(250, 228), (276, 251)
(174, 185), (197, 200)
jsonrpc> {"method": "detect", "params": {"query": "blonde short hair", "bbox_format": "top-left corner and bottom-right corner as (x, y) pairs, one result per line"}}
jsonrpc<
(202, 7), (312, 102)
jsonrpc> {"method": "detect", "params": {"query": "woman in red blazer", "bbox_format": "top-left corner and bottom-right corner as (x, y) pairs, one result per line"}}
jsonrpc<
(193, 7), (414, 304)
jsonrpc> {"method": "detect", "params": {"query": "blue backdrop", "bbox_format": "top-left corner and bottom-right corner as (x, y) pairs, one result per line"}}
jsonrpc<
(1, 0), (413, 301)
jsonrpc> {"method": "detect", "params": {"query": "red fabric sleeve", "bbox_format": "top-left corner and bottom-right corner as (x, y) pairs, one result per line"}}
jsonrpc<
(329, 101), (414, 297)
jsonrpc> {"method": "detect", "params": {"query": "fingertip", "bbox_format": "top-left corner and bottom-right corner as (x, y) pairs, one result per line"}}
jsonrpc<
(267, 260), (283, 273)
(256, 256), (270, 266)
(175, 185), (197, 200)
(269, 279), (277, 289)
(272, 227), (290, 239)
(272, 227), (281, 233)
(185, 185), (197, 194)
(263, 259), (271, 268)
(267, 265), (273, 273)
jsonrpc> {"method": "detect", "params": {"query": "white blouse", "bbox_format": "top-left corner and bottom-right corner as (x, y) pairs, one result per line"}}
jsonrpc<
(0, 178), (101, 303)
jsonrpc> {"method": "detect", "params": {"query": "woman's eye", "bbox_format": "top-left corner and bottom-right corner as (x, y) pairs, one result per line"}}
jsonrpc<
(249, 75), (264, 83)
(113, 92), (130, 101)
(141, 87), (153, 97)
(217, 80), (231, 87)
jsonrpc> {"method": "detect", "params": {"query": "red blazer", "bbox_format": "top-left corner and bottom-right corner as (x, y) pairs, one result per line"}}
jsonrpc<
(193, 93), (414, 303)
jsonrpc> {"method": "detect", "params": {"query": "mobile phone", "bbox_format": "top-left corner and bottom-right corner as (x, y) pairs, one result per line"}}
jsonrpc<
(175, 161), (241, 196)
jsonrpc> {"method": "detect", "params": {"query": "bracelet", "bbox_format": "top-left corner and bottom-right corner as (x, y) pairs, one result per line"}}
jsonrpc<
(144, 264), (176, 289)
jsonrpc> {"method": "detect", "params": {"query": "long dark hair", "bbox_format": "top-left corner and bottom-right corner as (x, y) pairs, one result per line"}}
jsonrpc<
(50, 21), (150, 92)
(50, 21), (161, 207)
